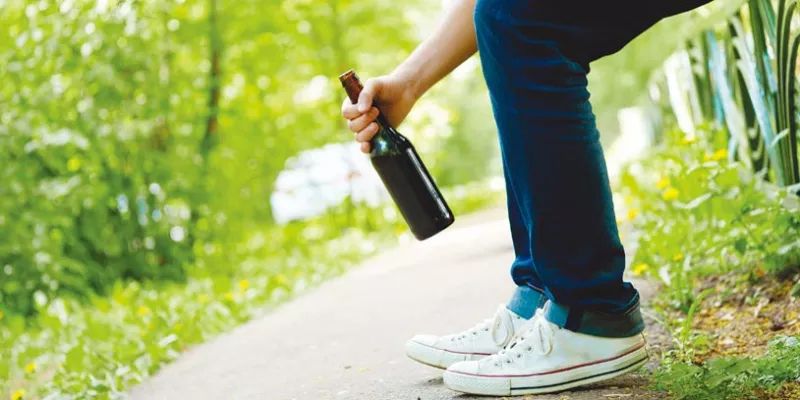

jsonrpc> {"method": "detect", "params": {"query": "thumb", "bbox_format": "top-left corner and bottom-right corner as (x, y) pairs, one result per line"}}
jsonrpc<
(357, 78), (381, 113)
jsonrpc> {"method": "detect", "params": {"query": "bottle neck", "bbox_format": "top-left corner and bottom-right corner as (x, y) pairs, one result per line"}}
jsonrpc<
(339, 70), (402, 142)
(375, 113), (404, 143)
(374, 113), (393, 133)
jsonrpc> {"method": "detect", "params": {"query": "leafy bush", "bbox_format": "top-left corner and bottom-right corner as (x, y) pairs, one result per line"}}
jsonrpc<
(0, 0), (502, 318)
(654, 335), (800, 400)
(0, 181), (504, 399)
(618, 124), (800, 312)
(0, 132), (193, 315)
(0, 0), (201, 315)
(617, 122), (800, 399)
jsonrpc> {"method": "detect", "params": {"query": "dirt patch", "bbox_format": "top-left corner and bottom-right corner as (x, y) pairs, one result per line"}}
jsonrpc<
(751, 381), (800, 400)
(648, 272), (800, 399)
(690, 272), (800, 362)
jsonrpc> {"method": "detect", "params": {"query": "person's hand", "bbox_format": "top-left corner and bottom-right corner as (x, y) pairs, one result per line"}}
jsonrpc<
(341, 73), (419, 153)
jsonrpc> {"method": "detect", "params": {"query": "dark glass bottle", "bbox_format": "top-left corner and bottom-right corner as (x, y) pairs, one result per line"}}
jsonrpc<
(339, 69), (455, 240)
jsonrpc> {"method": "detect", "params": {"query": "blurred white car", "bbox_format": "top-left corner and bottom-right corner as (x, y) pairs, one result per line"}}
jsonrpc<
(270, 141), (391, 224)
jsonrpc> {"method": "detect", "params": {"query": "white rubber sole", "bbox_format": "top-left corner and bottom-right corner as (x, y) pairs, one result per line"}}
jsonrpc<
(443, 344), (649, 396)
(405, 339), (492, 370)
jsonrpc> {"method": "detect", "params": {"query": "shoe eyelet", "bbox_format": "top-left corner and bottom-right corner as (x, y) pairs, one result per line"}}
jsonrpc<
(506, 359), (512, 364)
(526, 347), (532, 352)
(516, 354), (522, 359)
(484, 328), (489, 332)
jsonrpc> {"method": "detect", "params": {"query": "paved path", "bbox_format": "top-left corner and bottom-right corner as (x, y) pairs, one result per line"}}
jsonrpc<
(127, 208), (664, 400)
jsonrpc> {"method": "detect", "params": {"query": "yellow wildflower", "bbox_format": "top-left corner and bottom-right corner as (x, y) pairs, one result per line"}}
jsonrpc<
(0, 311), (4, 320)
(624, 195), (634, 205)
(24, 363), (35, 374)
(198, 294), (209, 304)
(137, 306), (150, 317)
(663, 187), (680, 201)
(632, 263), (649, 276)
(627, 208), (638, 221)
(224, 292), (234, 301)
(712, 149), (728, 161)
(704, 153), (713, 161)
(66, 157), (81, 172)
(656, 177), (670, 190)
(238, 280), (249, 290)
(276, 274), (289, 286)
(174, 323), (183, 332)
(147, 322), (153, 330)
(680, 136), (697, 145)
(673, 253), (685, 262)
(11, 389), (25, 400)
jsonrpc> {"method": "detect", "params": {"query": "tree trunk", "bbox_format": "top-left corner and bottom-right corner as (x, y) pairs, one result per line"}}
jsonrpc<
(190, 0), (222, 264)
(202, 0), (221, 157)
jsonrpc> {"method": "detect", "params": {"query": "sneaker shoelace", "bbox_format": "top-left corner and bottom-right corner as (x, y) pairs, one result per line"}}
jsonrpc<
(489, 308), (554, 367)
(450, 304), (515, 347)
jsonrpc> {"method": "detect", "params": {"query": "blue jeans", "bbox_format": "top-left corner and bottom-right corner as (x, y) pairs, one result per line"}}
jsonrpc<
(474, 0), (708, 337)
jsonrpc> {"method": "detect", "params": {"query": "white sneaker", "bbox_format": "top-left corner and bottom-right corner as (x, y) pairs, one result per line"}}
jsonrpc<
(405, 304), (529, 369)
(443, 308), (649, 396)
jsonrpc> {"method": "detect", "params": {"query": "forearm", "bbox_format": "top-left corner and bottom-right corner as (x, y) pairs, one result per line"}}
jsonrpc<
(392, 0), (478, 98)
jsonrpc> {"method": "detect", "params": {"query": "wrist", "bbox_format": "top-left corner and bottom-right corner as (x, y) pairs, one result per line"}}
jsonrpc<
(391, 63), (430, 101)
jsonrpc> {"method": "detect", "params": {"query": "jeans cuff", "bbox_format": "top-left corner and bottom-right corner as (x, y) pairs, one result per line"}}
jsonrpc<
(542, 299), (645, 338)
(507, 285), (548, 319)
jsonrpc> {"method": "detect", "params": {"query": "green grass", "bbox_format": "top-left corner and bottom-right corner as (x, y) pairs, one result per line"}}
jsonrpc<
(615, 123), (800, 399)
(654, 336), (800, 400)
(618, 123), (800, 312)
(0, 181), (504, 399)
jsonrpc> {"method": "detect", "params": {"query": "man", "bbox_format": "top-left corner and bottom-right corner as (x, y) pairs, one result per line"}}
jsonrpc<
(341, 0), (713, 396)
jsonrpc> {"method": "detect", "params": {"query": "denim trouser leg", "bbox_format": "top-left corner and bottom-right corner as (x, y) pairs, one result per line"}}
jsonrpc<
(477, 0), (652, 337)
(501, 146), (549, 319)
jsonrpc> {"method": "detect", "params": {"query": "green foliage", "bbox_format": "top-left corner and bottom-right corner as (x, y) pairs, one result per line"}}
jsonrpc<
(654, 335), (800, 400)
(659, 0), (800, 186)
(618, 122), (800, 400)
(0, 0), (502, 318)
(0, 223), (379, 399)
(0, 0), (507, 396)
(420, 61), (500, 187)
(587, 1), (737, 144)
(0, 182), (504, 399)
(0, 0), (203, 316)
(618, 124), (800, 312)
(662, 287), (716, 364)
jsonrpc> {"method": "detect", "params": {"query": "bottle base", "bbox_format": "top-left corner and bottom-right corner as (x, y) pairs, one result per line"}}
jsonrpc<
(411, 216), (456, 241)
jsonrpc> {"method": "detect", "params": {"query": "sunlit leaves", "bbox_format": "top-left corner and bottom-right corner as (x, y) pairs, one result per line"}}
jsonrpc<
(0, 182), (501, 398)
(1, 0), (505, 396)
(617, 124), (800, 312)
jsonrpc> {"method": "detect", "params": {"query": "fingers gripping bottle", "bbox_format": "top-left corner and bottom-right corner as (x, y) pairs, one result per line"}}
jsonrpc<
(339, 69), (455, 240)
